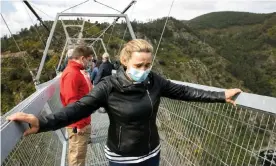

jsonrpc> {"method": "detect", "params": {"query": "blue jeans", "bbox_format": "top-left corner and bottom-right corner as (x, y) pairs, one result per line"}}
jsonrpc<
(109, 152), (160, 166)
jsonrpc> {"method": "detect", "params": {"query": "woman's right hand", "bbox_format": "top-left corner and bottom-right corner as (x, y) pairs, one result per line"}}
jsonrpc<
(6, 112), (39, 136)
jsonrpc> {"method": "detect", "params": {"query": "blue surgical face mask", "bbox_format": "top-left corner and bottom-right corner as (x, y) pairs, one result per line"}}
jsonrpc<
(127, 67), (150, 82)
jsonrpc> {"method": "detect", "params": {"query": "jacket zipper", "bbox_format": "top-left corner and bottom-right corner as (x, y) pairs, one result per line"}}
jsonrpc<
(118, 126), (122, 149)
(147, 89), (154, 152)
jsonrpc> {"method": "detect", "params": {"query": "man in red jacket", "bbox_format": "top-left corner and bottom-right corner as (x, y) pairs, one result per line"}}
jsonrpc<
(60, 45), (93, 166)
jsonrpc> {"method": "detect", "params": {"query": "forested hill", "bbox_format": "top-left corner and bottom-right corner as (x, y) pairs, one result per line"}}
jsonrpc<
(1, 11), (276, 114)
(187, 11), (274, 29)
(186, 11), (276, 96)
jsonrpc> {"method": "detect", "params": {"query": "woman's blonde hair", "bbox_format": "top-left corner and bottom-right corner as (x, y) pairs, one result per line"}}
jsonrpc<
(120, 39), (153, 65)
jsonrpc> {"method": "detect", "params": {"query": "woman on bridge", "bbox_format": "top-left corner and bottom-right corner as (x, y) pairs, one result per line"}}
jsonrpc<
(7, 39), (241, 166)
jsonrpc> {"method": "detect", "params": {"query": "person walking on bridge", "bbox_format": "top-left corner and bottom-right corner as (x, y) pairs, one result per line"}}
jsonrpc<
(89, 60), (102, 85)
(7, 39), (242, 166)
(94, 52), (114, 85)
(59, 45), (93, 166)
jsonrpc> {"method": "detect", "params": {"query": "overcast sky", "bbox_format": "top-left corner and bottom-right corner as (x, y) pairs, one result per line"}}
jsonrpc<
(1, 0), (276, 37)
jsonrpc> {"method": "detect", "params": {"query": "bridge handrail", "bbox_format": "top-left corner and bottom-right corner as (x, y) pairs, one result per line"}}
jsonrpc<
(0, 75), (61, 163)
(171, 80), (276, 114)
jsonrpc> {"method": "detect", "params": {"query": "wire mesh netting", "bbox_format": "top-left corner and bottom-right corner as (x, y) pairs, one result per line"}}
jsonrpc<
(85, 111), (110, 166)
(1, 110), (63, 166)
(158, 98), (276, 166)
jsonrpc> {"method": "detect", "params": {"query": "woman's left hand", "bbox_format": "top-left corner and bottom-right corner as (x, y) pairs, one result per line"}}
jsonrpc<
(225, 88), (242, 106)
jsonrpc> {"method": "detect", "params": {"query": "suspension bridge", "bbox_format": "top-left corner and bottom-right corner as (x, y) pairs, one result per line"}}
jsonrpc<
(1, 0), (276, 166)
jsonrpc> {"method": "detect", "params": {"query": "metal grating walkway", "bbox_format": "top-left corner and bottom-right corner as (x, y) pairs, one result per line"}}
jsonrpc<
(70, 111), (110, 166)
(87, 111), (109, 166)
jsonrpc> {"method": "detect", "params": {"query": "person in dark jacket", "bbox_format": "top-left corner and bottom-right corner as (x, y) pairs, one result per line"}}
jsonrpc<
(90, 60), (102, 84)
(94, 52), (114, 85)
(7, 39), (242, 166)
